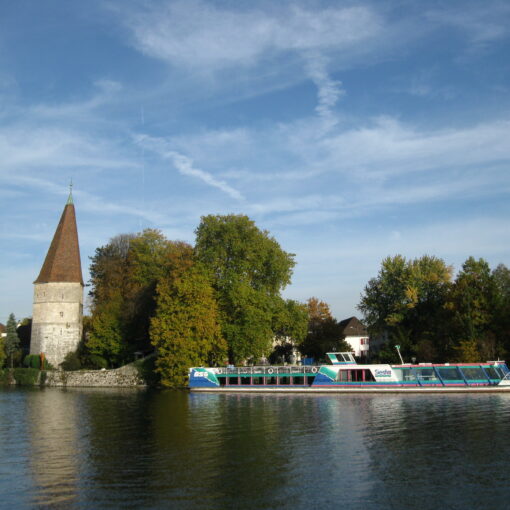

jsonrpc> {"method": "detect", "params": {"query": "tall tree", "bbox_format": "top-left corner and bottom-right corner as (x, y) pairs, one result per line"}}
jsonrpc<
(450, 257), (498, 360)
(150, 263), (227, 387)
(272, 299), (308, 346)
(0, 328), (5, 368)
(195, 214), (295, 363)
(87, 230), (194, 366)
(5, 313), (20, 368)
(492, 264), (510, 356)
(358, 255), (452, 361)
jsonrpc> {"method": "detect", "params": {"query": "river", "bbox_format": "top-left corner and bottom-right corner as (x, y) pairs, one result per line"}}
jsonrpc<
(1, 388), (509, 509)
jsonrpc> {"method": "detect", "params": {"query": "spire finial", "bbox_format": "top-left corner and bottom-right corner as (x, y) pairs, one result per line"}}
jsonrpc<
(67, 179), (73, 205)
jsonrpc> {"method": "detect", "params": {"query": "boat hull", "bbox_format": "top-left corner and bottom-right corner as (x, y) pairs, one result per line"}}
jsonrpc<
(190, 385), (510, 393)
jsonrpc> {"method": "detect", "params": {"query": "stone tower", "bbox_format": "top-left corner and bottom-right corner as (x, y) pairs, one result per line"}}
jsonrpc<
(30, 189), (84, 367)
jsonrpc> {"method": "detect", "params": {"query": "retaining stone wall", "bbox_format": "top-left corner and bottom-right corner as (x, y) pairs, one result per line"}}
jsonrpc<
(42, 364), (146, 387)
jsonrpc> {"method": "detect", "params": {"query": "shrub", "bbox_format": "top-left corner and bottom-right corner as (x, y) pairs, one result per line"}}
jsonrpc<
(23, 354), (54, 370)
(0, 369), (12, 385)
(87, 354), (108, 370)
(12, 368), (39, 386)
(61, 351), (81, 371)
(134, 355), (159, 387)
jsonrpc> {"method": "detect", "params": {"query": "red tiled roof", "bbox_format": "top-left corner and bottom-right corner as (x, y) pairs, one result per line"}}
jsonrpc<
(34, 202), (83, 285)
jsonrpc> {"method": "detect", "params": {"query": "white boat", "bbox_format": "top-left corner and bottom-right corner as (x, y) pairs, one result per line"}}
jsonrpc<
(189, 352), (510, 392)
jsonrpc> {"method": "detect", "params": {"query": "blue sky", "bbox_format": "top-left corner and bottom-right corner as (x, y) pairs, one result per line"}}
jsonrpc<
(1, 0), (510, 323)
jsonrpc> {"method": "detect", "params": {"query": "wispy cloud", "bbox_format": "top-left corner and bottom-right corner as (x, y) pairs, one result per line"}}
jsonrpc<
(426, 1), (510, 53)
(121, 1), (382, 71)
(304, 52), (344, 132)
(136, 134), (244, 200)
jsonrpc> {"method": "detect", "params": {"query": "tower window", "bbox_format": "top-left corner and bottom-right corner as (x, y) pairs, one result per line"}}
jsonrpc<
(60, 312), (64, 317)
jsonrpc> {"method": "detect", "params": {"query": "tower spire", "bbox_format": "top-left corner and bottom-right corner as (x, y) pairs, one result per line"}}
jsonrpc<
(67, 179), (73, 205)
(34, 190), (83, 285)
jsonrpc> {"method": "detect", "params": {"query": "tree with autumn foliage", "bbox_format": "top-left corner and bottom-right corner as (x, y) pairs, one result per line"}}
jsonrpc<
(87, 230), (194, 366)
(150, 263), (227, 387)
(300, 297), (351, 360)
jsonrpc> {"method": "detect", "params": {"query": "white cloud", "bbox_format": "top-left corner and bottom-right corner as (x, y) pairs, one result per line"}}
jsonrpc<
(304, 52), (344, 132)
(121, 1), (382, 70)
(136, 134), (244, 200)
(427, 2), (510, 47)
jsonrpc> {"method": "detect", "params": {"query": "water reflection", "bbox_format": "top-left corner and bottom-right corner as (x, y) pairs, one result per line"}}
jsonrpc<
(2, 389), (510, 509)
(26, 389), (81, 508)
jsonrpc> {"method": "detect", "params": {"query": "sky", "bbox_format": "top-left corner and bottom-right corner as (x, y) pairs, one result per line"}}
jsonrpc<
(1, 0), (509, 324)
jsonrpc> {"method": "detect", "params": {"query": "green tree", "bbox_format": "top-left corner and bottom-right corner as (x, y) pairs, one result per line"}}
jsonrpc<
(272, 299), (308, 345)
(450, 257), (498, 360)
(87, 230), (194, 366)
(0, 330), (5, 368)
(358, 255), (452, 361)
(492, 263), (510, 357)
(150, 263), (227, 387)
(5, 313), (20, 368)
(195, 214), (296, 363)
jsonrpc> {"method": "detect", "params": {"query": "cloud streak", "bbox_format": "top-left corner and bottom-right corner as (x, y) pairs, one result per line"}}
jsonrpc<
(136, 134), (244, 200)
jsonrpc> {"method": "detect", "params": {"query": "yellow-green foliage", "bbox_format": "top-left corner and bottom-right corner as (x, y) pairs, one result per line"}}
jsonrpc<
(456, 339), (481, 363)
(150, 263), (227, 387)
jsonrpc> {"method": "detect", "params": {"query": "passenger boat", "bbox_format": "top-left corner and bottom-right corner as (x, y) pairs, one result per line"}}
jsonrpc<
(189, 352), (510, 392)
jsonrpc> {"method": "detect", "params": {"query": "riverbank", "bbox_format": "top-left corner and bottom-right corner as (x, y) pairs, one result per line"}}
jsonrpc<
(0, 363), (146, 388)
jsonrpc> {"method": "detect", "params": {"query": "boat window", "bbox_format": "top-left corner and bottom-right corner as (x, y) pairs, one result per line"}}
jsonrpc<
(266, 376), (277, 385)
(240, 377), (251, 385)
(461, 367), (488, 381)
(436, 367), (462, 381)
(279, 376), (290, 385)
(364, 370), (376, 382)
(219, 377), (227, 386)
(350, 369), (364, 382)
(253, 377), (264, 385)
(306, 376), (315, 386)
(395, 368), (416, 381)
(293, 376), (304, 385)
(484, 366), (502, 380)
(337, 370), (349, 382)
(414, 368), (439, 382)
(229, 377), (239, 385)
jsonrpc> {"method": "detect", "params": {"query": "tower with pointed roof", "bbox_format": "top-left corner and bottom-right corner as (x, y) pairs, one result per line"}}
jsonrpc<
(30, 187), (84, 367)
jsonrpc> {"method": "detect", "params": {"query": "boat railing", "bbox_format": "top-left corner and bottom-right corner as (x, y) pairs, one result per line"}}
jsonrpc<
(215, 365), (320, 375)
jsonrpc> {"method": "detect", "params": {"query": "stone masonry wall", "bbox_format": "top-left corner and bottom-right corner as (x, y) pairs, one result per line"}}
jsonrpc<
(31, 281), (83, 367)
(42, 364), (146, 388)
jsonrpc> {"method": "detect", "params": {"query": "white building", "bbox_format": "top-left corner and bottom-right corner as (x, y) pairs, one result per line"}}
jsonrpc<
(338, 316), (369, 358)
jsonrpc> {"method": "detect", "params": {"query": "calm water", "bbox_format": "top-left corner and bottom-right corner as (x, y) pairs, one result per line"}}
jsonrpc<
(1, 388), (510, 509)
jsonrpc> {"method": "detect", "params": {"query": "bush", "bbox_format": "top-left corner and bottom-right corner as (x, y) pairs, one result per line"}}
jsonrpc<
(12, 368), (39, 386)
(23, 354), (54, 370)
(61, 351), (81, 371)
(87, 354), (108, 370)
(134, 355), (159, 387)
(0, 369), (12, 385)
